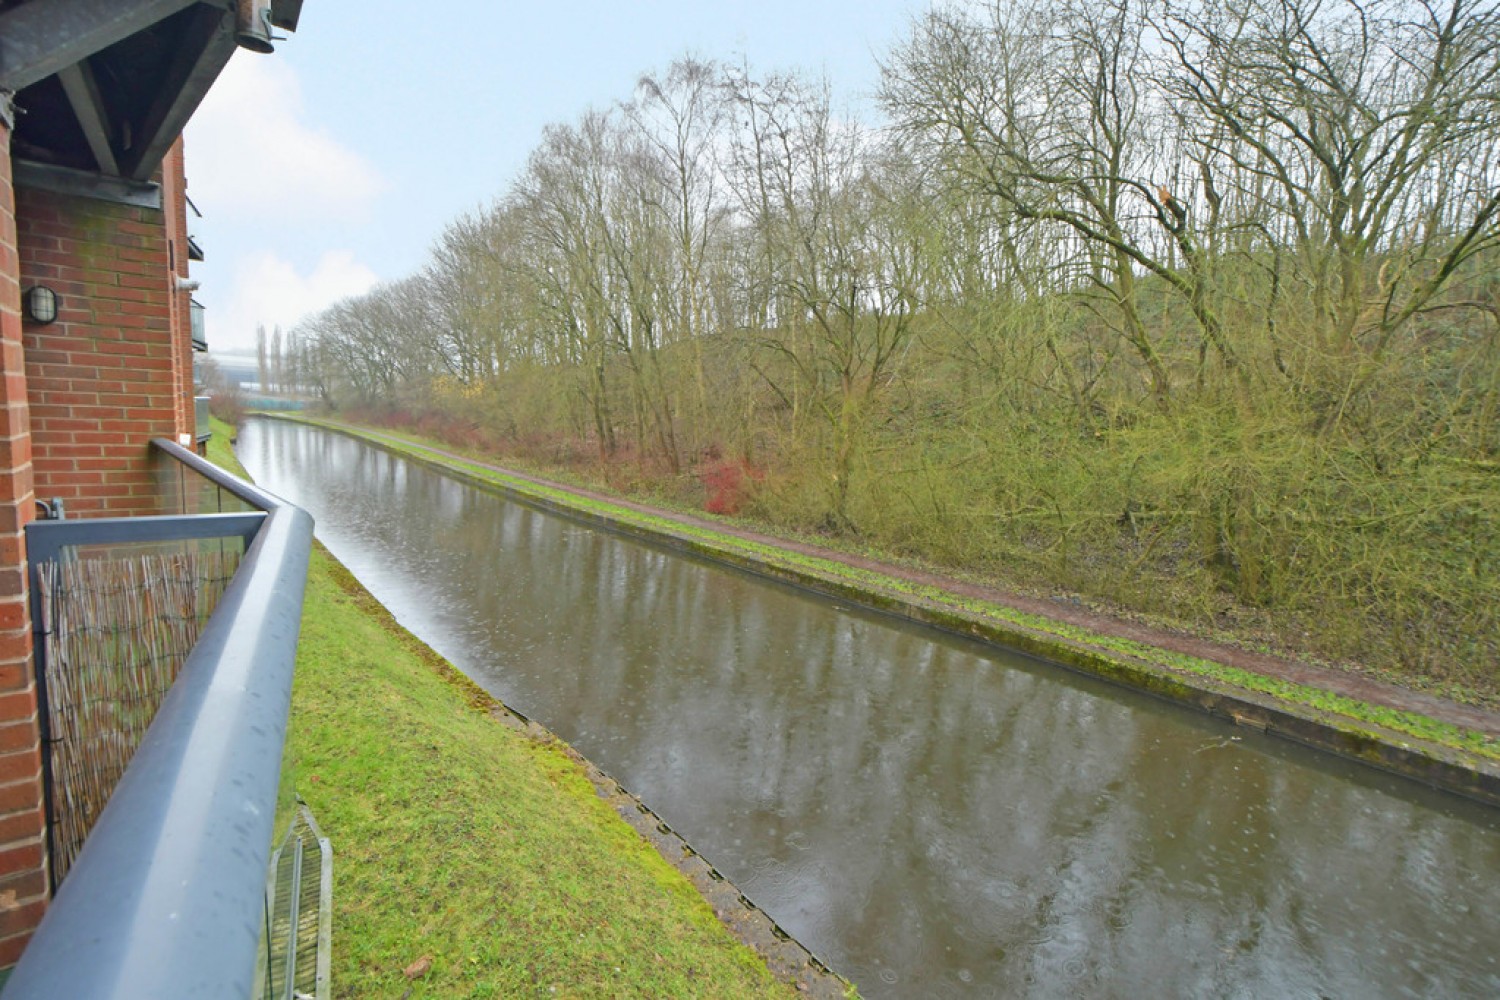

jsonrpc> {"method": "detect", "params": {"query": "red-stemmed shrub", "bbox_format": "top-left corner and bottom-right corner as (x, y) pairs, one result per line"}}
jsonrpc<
(700, 456), (763, 515)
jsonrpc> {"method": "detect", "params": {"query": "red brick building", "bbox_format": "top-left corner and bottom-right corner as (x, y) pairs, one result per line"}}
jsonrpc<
(0, 0), (304, 967)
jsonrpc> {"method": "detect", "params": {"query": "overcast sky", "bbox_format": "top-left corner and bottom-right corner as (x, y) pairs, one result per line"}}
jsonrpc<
(185, 0), (926, 353)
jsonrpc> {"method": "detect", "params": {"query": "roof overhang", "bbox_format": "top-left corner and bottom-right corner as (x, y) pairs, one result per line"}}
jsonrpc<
(270, 0), (303, 32)
(0, 0), (301, 197)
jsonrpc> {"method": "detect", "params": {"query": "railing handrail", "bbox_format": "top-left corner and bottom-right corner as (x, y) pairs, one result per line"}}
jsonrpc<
(2, 440), (315, 999)
(25, 510), (266, 566)
(149, 435), (293, 510)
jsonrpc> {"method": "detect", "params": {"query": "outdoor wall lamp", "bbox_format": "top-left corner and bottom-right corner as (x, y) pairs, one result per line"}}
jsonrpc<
(23, 285), (57, 324)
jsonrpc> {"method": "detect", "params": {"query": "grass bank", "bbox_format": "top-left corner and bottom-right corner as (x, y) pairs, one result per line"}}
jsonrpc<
(270, 416), (1500, 801)
(208, 426), (811, 999)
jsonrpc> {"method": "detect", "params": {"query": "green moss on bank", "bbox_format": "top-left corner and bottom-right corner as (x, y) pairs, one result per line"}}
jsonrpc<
(209, 423), (797, 999)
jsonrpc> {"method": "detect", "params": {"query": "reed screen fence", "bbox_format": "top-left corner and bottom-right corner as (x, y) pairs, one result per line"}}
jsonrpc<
(36, 548), (242, 884)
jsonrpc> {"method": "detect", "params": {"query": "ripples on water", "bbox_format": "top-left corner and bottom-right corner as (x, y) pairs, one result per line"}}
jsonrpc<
(241, 420), (1500, 999)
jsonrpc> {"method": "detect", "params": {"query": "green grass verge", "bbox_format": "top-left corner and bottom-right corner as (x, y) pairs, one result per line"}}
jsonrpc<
(282, 416), (1499, 764)
(209, 422), (799, 999)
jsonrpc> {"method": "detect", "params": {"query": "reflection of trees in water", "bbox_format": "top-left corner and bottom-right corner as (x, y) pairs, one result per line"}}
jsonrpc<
(243, 421), (1500, 999)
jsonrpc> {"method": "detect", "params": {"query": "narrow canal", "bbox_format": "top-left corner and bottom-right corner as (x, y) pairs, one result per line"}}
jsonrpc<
(239, 419), (1500, 999)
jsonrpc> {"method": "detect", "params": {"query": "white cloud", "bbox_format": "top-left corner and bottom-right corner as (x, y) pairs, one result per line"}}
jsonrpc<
(210, 249), (379, 351)
(186, 54), (386, 223)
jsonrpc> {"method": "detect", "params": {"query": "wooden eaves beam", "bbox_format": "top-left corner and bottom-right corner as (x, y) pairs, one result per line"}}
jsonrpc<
(56, 61), (119, 175)
(0, 0), (199, 92)
(120, 3), (237, 182)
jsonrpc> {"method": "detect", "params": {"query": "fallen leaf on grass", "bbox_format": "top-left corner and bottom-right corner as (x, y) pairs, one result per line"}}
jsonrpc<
(404, 954), (434, 979)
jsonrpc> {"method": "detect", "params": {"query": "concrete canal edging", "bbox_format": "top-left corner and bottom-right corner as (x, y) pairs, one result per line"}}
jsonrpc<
(492, 710), (852, 998)
(276, 416), (1500, 810)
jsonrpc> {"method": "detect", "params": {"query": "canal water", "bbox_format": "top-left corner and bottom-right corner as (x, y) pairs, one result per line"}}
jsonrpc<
(239, 419), (1500, 999)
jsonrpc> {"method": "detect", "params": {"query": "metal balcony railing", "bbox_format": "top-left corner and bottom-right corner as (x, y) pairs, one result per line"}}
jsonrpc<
(196, 395), (213, 445)
(2, 439), (314, 999)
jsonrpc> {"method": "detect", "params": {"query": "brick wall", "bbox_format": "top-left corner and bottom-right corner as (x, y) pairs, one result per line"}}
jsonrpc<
(0, 129), (205, 968)
(16, 145), (192, 518)
(0, 112), (48, 970)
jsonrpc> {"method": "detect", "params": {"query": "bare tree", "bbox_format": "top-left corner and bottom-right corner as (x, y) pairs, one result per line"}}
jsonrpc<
(625, 58), (732, 421)
(725, 66), (924, 525)
(1157, 0), (1500, 396)
(883, 0), (1210, 405)
(255, 323), (268, 394)
(269, 325), (283, 395)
